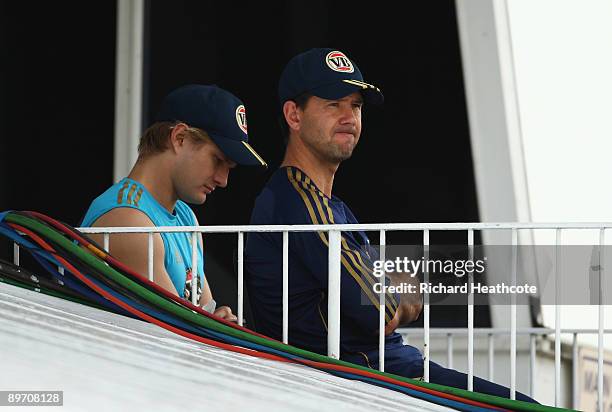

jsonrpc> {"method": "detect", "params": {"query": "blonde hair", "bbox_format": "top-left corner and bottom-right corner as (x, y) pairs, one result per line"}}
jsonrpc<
(137, 122), (211, 159)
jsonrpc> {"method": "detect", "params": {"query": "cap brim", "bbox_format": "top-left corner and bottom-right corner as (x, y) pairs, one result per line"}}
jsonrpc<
(208, 134), (268, 167)
(310, 79), (384, 105)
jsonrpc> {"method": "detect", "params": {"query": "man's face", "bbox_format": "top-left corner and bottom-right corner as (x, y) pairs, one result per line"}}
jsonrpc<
(172, 130), (236, 205)
(298, 92), (363, 163)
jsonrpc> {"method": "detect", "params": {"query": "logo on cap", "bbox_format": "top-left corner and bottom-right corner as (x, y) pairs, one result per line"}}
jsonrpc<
(235, 105), (247, 134)
(325, 51), (354, 73)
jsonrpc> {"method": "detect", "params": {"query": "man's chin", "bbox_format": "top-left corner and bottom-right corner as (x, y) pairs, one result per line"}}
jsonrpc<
(312, 142), (355, 164)
(182, 193), (207, 205)
(323, 150), (353, 164)
(333, 147), (355, 162)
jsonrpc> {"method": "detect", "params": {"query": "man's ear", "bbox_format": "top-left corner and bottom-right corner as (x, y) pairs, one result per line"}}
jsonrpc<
(169, 123), (189, 153)
(283, 100), (301, 133)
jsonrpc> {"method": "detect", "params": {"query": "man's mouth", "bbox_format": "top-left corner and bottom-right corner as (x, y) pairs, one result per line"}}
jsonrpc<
(334, 132), (355, 141)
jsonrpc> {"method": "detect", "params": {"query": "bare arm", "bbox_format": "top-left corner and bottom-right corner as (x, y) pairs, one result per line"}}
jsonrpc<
(199, 271), (214, 306)
(88, 208), (178, 296)
(192, 214), (237, 322)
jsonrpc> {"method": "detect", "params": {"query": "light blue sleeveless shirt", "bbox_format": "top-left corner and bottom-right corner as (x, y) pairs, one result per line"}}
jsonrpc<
(81, 177), (204, 300)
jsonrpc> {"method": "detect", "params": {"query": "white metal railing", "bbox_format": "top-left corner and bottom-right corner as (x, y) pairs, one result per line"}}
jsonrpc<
(12, 222), (611, 409)
(398, 327), (612, 409)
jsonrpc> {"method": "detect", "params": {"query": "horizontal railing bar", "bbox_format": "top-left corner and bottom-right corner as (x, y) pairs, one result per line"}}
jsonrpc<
(397, 327), (612, 335)
(77, 222), (612, 234)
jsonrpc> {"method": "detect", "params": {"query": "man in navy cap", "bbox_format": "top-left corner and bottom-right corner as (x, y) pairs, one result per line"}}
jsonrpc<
(82, 85), (266, 320)
(245, 49), (537, 402)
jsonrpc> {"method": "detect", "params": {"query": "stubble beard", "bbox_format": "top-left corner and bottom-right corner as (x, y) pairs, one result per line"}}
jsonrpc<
(303, 131), (356, 165)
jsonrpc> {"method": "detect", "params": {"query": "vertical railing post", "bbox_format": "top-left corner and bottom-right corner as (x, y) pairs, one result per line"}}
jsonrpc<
(447, 333), (454, 369)
(282, 231), (289, 344)
(598, 228), (605, 412)
(572, 333), (578, 410)
(467, 229), (474, 391)
(191, 231), (198, 305)
(237, 231), (244, 326)
(554, 228), (561, 407)
(100, 233), (109, 279)
(510, 228), (517, 400)
(327, 230), (342, 359)
(423, 229), (430, 382)
(13, 243), (19, 266)
(147, 232), (154, 281)
(488, 333), (494, 381)
(530, 334), (536, 397)
(378, 229), (386, 372)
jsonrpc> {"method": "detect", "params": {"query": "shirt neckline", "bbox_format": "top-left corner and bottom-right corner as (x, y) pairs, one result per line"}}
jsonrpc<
(282, 166), (340, 203)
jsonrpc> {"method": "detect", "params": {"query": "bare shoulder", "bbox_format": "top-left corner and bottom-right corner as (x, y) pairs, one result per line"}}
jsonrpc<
(91, 207), (155, 228)
(88, 208), (165, 265)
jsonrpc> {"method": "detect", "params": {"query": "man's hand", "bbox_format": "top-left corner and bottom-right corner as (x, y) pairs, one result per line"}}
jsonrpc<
(383, 272), (423, 334)
(397, 300), (423, 324)
(384, 302), (423, 335)
(213, 306), (238, 323)
(385, 308), (401, 335)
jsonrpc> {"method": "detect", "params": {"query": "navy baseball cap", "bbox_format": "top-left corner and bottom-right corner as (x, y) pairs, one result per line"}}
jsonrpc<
(278, 48), (384, 106)
(156, 84), (267, 167)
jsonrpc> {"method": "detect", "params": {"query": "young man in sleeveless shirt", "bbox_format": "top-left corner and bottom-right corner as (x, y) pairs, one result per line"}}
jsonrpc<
(83, 85), (266, 320)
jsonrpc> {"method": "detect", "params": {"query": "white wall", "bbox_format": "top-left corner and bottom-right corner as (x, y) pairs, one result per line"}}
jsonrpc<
(505, 0), (612, 344)
(507, 0), (612, 224)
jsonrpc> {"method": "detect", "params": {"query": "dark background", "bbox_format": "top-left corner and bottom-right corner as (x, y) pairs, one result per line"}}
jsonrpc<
(0, 0), (487, 327)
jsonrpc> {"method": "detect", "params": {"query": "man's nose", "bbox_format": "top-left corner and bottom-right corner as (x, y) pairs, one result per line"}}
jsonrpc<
(338, 104), (357, 124)
(214, 166), (230, 188)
